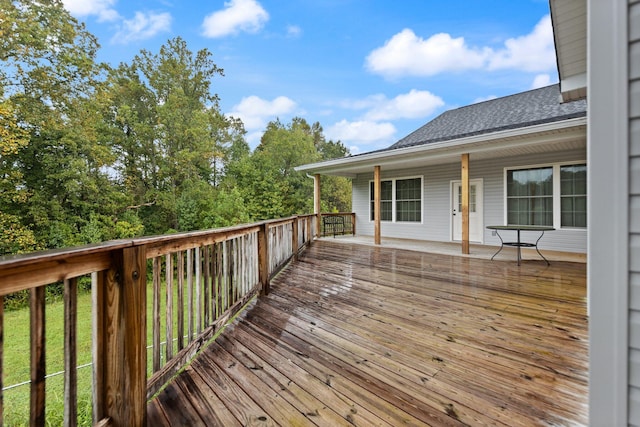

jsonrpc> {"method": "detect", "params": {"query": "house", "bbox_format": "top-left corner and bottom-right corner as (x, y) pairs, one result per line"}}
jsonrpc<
(297, 84), (587, 257)
(299, 0), (640, 423)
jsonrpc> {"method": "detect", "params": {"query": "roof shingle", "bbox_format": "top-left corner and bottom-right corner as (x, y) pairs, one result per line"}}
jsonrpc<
(388, 84), (586, 150)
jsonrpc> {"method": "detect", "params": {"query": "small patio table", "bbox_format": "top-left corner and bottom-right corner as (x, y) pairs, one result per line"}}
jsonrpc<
(486, 225), (555, 266)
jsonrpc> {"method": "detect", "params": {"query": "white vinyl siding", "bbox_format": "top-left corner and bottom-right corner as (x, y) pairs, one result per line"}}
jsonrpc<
(352, 148), (586, 253)
(630, 0), (640, 423)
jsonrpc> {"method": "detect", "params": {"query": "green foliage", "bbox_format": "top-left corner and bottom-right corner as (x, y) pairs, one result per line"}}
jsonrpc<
(228, 117), (351, 220)
(0, 10), (351, 255)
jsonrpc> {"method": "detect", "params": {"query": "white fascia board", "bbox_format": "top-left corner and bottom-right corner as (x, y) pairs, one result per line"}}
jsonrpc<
(560, 73), (588, 102)
(295, 117), (587, 175)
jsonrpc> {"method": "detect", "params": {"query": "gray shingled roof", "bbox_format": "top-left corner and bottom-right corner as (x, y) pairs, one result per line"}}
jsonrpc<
(387, 84), (586, 150)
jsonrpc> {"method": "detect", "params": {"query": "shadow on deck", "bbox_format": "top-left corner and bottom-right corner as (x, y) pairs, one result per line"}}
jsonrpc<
(148, 240), (588, 426)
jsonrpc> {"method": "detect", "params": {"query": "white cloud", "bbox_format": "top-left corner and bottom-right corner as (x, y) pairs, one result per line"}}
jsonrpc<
(530, 73), (553, 89)
(287, 25), (302, 38)
(362, 90), (445, 121)
(472, 95), (498, 104)
(366, 15), (556, 78)
(488, 15), (555, 72)
(112, 11), (172, 44)
(228, 95), (297, 130)
(202, 0), (269, 38)
(325, 120), (396, 145)
(62, 0), (120, 22)
(366, 29), (489, 78)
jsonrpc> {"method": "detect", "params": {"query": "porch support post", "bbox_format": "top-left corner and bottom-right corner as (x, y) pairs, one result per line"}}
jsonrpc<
(374, 165), (381, 245)
(314, 174), (321, 237)
(461, 153), (470, 254)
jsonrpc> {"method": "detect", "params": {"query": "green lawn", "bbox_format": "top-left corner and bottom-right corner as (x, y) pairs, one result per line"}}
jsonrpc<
(3, 273), (198, 426)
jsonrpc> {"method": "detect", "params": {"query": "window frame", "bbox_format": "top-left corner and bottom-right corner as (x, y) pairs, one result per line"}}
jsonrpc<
(503, 161), (587, 230)
(369, 176), (423, 224)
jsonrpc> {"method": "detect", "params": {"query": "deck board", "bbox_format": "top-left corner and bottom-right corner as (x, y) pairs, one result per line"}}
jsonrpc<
(149, 240), (588, 426)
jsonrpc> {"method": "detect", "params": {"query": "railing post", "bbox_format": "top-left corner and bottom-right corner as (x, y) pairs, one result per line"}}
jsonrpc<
(314, 174), (321, 237)
(258, 223), (270, 295)
(292, 216), (299, 261)
(95, 246), (147, 426)
(351, 213), (356, 236)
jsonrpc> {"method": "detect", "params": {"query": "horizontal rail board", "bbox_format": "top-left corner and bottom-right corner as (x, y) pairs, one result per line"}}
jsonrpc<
(0, 252), (113, 296)
(144, 226), (262, 259)
(0, 213), (336, 425)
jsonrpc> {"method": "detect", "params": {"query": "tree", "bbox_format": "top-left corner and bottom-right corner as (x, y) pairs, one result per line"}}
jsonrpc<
(228, 118), (351, 220)
(105, 37), (245, 234)
(0, 0), (124, 250)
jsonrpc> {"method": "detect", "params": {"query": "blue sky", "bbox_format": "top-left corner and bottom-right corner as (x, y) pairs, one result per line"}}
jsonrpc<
(62, 0), (557, 154)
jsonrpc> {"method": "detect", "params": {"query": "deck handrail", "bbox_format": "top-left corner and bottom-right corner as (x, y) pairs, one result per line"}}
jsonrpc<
(0, 213), (335, 426)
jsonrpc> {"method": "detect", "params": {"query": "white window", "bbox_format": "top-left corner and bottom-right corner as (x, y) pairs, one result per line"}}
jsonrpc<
(505, 162), (586, 229)
(370, 177), (422, 223)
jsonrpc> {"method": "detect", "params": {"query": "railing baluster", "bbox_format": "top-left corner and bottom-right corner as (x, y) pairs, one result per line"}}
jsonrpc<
(30, 286), (46, 427)
(217, 242), (225, 313)
(0, 294), (4, 425)
(212, 243), (219, 320)
(91, 272), (103, 424)
(63, 278), (78, 427)
(195, 246), (202, 334)
(165, 253), (173, 362)
(187, 248), (194, 343)
(177, 251), (184, 351)
(204, 246), (211, 327)
(0, 214), (333, 425)
(153, 257), (161, 372)
(209, 243), (219, 323)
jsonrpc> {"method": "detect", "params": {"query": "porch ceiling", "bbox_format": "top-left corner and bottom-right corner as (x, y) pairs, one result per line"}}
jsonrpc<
(297, 119), (586, 177)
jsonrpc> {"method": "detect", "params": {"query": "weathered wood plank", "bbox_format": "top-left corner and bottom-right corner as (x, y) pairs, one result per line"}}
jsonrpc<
(187, 248), (194, 343)
(0, 295), (3, 425)
(229, 322), (389, 426)
(177, 251), (184, 351)
(173, 370), (242, 427)
(165, 253), (173, 361)
(63, 278), (78, 427)
(30, 286), (46, 427)
(195, 246), (202, 334)
(92, 272), (104, 423)
(150, 240), (588, 426)
(0, 252), (113, 296)
(153, 257), (161, 372)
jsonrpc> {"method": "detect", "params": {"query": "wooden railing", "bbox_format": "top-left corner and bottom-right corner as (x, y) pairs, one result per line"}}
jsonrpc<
(0, 214), (321, 427)
(319, 212), (356, 237)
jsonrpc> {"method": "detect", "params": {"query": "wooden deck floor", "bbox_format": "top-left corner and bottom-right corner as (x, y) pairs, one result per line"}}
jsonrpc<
(148, 240), (588, 426)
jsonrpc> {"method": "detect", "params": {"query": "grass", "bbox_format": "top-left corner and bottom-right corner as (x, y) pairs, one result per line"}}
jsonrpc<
(3, 290), (94, 426)
(3, 270), (201, 426)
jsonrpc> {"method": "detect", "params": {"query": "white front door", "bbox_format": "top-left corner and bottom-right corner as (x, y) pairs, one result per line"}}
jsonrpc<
(451, 179), (483, 243)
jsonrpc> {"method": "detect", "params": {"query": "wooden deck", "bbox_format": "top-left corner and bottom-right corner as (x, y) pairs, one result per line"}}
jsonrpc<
(147, 240), (588, 426)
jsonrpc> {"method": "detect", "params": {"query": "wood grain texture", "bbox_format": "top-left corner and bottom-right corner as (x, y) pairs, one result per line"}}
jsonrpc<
(0, 295), (3, 425)
(30, 286), (46, 427)
(374, 165), (381, 245)
(461, 153), (470, 254)
(149, 240), (588, 426)
(63, 278), (78, 427)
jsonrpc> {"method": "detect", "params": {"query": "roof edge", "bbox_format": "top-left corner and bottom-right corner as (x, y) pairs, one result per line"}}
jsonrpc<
(295, 116), (587, 174)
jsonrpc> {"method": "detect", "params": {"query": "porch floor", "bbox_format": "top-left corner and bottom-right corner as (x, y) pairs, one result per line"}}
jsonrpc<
(322, 234), (587, 263)
(148, 240), (588, 426)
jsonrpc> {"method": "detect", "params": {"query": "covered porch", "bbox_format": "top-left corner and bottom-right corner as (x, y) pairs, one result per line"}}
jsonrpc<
(148, 239), (588, 426)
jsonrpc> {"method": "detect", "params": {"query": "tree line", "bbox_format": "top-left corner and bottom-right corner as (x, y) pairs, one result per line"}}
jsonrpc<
(0, 0), (351, 256)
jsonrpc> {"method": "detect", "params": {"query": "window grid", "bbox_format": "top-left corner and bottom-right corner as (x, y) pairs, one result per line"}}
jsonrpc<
(505, 163), (586, 229)
(370, 177), (422, 223)
(560, 164), (587, 228)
